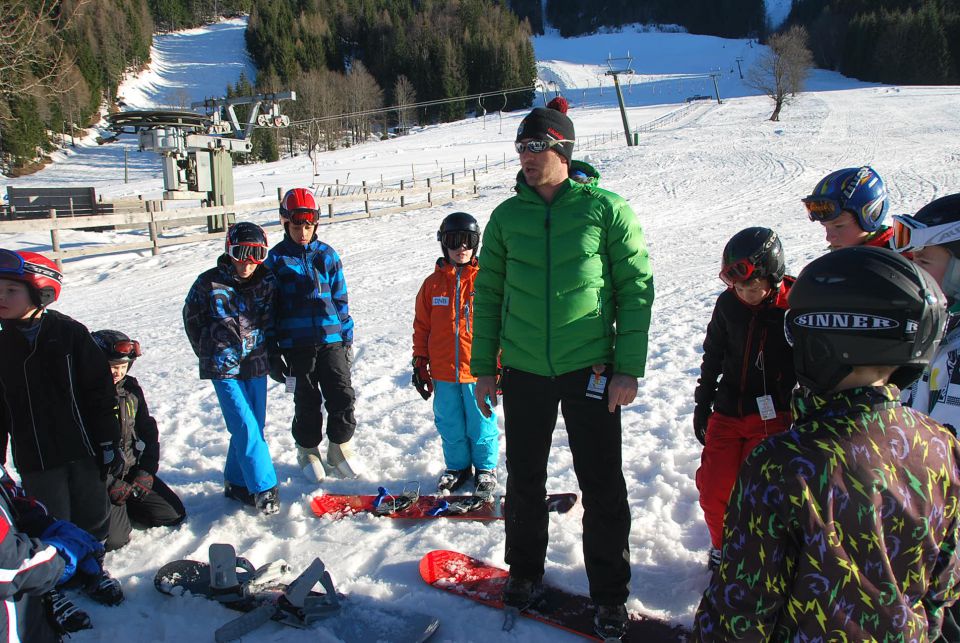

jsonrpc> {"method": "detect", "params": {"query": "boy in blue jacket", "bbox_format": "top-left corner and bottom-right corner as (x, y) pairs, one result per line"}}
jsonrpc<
(265, 188), (361, 482)
(183, 223), (280, 515)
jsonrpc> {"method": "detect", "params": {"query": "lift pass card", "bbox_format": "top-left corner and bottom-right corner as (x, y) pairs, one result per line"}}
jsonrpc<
(285, 375), (297, 394)
(586, 373), (607, 400)
(756, 395), (777, 420)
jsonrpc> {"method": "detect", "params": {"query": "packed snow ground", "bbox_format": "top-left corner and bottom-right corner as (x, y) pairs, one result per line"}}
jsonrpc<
(3, 19), (960, 643)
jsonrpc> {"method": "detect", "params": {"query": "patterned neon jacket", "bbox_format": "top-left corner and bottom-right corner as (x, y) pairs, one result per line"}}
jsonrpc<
(413, 257), (478, 383)
(265, 235), (354, 349)
(471, 165), (654, 377)
(694, 385), (960, 641)
(182, 256), (275, 380)
(904, 312), (960, 433)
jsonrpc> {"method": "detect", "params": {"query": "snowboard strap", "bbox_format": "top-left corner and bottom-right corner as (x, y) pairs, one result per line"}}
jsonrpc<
(429, 495), (489, 516)
(278, 558), (341, 623)
(373, 483), (420, 516)
(209, 543), (255, 600)
(214, 603), (275, 642)
(247, 560), (291, 592)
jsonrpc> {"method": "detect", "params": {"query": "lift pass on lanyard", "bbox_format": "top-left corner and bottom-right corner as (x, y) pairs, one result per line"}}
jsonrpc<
(285, 375), (297, 394)
(756, 395), (776, 420)
(586, 373), (607, 400)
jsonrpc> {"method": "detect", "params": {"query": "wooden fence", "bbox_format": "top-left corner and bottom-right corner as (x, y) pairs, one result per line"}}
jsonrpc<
(0, 172), (480, 270)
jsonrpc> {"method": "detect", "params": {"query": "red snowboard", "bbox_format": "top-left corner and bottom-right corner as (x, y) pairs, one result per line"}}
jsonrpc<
(310, 491), (577, 521)
(419, 550), (690, 641)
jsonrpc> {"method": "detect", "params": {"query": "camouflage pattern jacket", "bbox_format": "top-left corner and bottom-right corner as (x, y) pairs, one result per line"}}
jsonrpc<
(695, 385), (960, 641)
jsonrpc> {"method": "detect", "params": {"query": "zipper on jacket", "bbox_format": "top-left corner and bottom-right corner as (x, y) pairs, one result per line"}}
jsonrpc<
(545, 207), (555, 375)
(22, 317), (46, 470)
(302, 245), (322, 346)
(65, 353), (95, 455)
(454, 266), (461, 383)
(738, 312), (757, 417)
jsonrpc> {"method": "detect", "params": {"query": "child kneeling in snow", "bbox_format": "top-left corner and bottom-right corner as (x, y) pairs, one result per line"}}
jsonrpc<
(412, 212), (500, 497)
(92, 329), (186, 549)
(183, 223), (280, 515)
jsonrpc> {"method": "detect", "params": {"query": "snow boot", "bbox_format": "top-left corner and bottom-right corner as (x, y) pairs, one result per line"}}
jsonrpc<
(500, 573), (542, 610)
(255, 486), (281, 516)
(83, 569), (124, 606)
(326, 440), (362, 479)
(436, 467), (473, 495)
(474, 469), (497, 501)
(44, 589), (92, 634)
(224, 481), (255, 506)
(296, 445), (326, 483)
(593, 603), (628, 640)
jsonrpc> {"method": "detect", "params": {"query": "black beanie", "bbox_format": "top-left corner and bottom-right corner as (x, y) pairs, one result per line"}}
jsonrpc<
(516, 106), (575, 162)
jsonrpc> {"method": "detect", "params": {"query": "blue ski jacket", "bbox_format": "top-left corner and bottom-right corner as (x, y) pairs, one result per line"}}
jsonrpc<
(264, 235), (354, 349)
(182, 256), (276, 380)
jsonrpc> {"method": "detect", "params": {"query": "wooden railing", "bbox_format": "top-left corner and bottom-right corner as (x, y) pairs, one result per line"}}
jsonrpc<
(0, 172), (480, 270)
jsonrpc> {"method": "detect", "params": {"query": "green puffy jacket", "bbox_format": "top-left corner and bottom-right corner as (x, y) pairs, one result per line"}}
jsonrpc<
(471, 161), (654, 378)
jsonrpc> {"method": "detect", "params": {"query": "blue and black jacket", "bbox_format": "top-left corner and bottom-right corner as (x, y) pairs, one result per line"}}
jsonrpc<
(182, 255), (276, 380)
(264, 235), (354, 350)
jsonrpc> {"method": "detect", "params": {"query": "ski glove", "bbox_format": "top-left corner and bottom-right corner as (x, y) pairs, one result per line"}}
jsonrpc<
(268, 353), (288, 384)
(693, 405), (711, 446)
(98, 441), (125, 480)
(412, 356), (433, 400)
(108, 478), (134, 506)
(130, 469), (154, 499)
(41, 520), (104, 585)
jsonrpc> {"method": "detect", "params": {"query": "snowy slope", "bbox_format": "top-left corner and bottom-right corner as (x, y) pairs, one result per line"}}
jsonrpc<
(2, 19), (960, 643)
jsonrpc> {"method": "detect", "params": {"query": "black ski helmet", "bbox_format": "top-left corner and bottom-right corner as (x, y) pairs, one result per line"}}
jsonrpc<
(92, 329), (142, 367)
(437, 212), (480, 264)
(900, 193), (960, 302)
(720, 227), (785, 287)
(785, 246), (946, 393)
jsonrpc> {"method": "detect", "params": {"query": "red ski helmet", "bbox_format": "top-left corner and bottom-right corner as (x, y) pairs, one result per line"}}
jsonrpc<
(279, 188), (320, 226)
(0, 249), (62, 307)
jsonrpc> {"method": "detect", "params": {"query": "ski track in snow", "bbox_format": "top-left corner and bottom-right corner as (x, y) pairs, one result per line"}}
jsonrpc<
(2, 19), (960, 643)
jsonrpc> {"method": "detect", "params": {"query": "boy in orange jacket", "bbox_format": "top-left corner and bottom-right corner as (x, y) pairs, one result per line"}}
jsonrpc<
(413, 212), (500, 497)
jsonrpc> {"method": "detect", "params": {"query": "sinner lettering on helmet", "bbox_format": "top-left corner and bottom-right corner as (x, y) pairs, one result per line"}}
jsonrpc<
(793, 313), (900, 330)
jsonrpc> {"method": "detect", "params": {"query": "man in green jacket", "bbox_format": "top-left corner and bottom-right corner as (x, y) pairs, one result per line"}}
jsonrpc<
(472, 99), (654, 640)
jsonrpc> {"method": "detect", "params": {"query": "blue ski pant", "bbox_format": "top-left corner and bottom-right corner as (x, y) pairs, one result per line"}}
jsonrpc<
(433, 380), (499, 471)
(212, 376), (278, 494)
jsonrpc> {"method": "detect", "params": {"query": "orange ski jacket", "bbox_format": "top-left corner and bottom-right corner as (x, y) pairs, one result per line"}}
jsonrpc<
(413, 257), (478, 383)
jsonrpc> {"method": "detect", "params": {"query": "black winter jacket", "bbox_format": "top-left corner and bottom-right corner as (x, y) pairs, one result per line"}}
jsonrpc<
(0, 310), (120, 474)
(115, 376), (160, 478)
(694, 278), (796, 418)
(183, 256), (276, 380)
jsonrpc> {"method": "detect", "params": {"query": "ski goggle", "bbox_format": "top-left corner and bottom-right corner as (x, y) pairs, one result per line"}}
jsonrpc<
(110, 339), (142, 359)
(719, 258), (759, 287)
(227, 243), (267, 264)
(514, 139), (573, 154)
(286, 209), (319, 225)
(802, 197), (847, 223)
(0, 249), (25, 275)
(439, 231), (480, 250)
(889, 214), (960, 253)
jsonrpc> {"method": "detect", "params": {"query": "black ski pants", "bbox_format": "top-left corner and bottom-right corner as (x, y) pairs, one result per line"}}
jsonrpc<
(106, 475), (186, 551)
(289, 342), (356, 448)
(502, 365), (631, 606)
(20, 458), (109, 542)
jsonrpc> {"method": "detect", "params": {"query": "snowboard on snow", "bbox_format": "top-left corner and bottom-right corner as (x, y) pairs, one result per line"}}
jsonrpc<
(155, 544), (439, 643)
(419, 550), (690, 641)
(310, 485), (578, 521)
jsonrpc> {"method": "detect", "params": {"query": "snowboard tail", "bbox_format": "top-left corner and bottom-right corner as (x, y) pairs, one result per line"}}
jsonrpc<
(419, 549), (689, 641)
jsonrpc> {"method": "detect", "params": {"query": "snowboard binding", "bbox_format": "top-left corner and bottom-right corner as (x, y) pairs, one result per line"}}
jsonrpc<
(372, 482), (420, 516)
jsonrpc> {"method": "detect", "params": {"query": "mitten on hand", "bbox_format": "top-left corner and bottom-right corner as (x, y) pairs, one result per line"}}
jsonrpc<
(411, 356), (433, 400)
(693, 405), (712, 446)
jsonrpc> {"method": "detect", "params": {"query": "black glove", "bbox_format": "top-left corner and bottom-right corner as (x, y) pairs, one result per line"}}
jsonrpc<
(412, 356), (433, 400)
(693, 406), (711, 446)
(98, 442), (124, 480)
(129, 469), (154, 499)
(268, 353), (287, 383)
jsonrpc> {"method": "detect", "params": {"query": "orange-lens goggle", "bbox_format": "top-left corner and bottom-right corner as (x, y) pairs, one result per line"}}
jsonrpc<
(719, 258), (756, 287)
(227, 243), (267, 264)
(890, 214), (960, 253)
(802, 197), (844, 223)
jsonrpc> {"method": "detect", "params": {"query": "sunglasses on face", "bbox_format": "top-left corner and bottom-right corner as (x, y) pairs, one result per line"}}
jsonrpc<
(440, 231), (480, 250)
(514, 139), (573, 154)
(227, 244), (268, 264)
(890, 214), (960, 253)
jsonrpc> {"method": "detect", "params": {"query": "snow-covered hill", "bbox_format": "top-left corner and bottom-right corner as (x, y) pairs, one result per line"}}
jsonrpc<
(1, 19), (959, 642)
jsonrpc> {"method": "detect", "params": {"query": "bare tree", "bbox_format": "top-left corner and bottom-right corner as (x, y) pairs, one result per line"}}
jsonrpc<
(393, 75), (417, 135)
(344, 61), (383, 144)
(746, 25), (814, 121)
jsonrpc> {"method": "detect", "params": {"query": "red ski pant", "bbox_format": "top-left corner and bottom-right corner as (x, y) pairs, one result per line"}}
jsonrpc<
(695, 411), (790, 549)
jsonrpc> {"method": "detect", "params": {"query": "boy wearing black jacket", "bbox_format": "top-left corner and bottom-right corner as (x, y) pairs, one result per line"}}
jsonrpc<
(0, 249), (123, 545)
(92, 330), (186, 550)
(693, 228), (796, 566)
